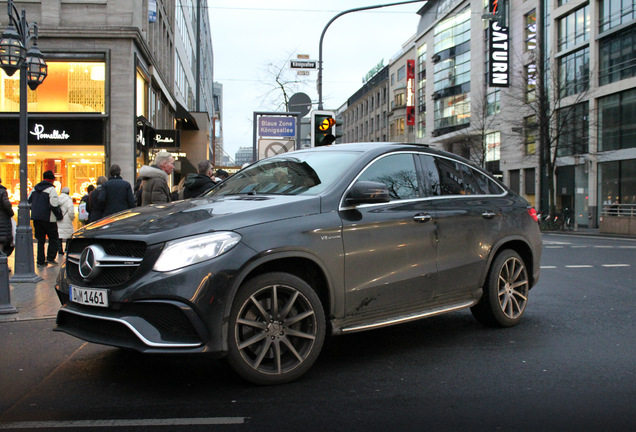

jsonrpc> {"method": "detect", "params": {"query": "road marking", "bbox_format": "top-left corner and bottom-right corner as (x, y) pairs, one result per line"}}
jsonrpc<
(540, 266), (557, 269)
(594, 246), (614, 248)
(545, 246), (565, 249)
(0, 418), (247, 429)
(565, 265), (594, 268)
(602, 264), (631, 267)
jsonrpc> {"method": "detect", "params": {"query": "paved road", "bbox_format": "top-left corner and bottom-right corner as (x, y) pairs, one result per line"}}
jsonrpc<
(0, 233), (634, 431)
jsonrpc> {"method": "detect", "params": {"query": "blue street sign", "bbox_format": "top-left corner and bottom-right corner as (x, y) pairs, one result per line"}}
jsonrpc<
(258, 116), (296, 137)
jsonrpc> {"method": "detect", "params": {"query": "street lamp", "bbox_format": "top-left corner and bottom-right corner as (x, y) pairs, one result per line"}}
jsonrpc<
(317, 0), (425, 110)
(0, 0), (47, 284)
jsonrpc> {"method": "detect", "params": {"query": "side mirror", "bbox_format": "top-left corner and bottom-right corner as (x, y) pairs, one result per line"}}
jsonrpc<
(345, 181), (390, 206)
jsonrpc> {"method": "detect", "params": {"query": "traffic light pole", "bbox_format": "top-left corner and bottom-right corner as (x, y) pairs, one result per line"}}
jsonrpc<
(317, 0), (426, 110)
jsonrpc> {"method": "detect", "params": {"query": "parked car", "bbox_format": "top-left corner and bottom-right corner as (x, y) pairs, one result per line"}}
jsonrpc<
(54, 143), (542, 385)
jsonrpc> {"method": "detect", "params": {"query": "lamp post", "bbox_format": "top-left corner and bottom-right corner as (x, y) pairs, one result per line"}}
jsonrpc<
(317, 0), (425, 110)
(0, 0), (47, 284)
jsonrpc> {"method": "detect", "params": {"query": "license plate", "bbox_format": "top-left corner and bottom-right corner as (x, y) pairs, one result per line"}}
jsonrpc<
(69, 285), (109, 308)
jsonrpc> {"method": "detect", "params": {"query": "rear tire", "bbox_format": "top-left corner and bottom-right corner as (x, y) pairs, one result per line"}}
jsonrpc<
(227, 272), (326, 385)
(471, 250), (529, 327)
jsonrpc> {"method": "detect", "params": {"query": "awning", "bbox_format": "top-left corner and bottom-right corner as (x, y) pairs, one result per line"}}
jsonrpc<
(175, 102), (199, 130)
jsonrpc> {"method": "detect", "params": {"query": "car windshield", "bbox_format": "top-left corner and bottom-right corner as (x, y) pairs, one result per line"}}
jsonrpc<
(207, 151), (360, 197)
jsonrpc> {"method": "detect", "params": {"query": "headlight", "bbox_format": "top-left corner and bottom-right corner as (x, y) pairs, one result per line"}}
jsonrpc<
(153, 232), (241, 272)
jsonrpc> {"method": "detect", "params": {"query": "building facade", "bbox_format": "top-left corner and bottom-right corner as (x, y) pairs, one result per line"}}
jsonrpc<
(341, 0), (636, 228)
(0, 0), (215, 207)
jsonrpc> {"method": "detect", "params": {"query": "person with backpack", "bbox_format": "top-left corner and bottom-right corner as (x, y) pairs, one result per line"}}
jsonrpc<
(27, 170), (62, 267)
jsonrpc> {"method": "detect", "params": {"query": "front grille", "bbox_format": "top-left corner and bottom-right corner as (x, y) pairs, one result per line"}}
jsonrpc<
(68, 239), (146, 258)
(66, 239), (147, 288)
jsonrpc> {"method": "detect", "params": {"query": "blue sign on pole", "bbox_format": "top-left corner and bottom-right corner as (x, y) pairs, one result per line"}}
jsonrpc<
(258, 116), (296, 137)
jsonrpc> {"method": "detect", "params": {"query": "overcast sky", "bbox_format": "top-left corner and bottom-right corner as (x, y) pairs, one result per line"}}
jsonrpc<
(208, 0), (424, 163)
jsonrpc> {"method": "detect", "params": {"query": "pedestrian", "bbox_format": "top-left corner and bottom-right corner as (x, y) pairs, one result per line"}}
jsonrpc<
(138, 151), (175, 205)
(77, 184), (94, 224)
(56, 186), (75, 255)
(183, 160), (217, 198)
(27, 170), (63, 267)
(0, 177), (15, 257)
(214, 169), (229, 183)
(87, 176), (107, 223)
(98, 164), (136, 217)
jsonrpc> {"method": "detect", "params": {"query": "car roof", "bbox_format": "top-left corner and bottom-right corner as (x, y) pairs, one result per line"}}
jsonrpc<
(293, 142), (471, 164)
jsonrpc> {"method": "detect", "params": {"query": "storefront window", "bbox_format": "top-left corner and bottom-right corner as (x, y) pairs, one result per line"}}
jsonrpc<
(0, 147), (105, 205)
(136, 69), (149, 118)
(0, 62), (105, 113)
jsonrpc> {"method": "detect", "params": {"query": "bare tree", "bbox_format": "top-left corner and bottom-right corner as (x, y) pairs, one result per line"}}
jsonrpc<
(258, 51), (312, 112)
(507, 47), (593, 215)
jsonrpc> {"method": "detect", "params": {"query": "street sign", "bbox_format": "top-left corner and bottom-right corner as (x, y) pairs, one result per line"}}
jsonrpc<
(258, 139), (295, 159)
(258, 116), (296, 137)
(290, 60), (317, 69)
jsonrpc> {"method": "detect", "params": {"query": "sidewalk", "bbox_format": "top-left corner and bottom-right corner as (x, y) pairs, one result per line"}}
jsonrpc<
(0, 243), (62, 323)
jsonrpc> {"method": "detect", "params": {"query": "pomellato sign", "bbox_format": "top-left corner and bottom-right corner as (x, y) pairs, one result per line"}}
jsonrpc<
(0, 117), (105, 145)
(30, 123), (70, 141)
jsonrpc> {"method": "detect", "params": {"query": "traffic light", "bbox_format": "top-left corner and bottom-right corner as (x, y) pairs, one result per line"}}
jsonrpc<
(311, 110), (336, 147)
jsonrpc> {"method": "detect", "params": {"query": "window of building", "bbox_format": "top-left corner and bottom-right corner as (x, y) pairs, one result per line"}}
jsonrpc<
(485, 131), (501, 162)
(395, 93), (406, 107)
(0, 61), (106, 113)
(558, 102), (589, 156)
(559, 47), (589, 97)
(433, 51), (470, 93)
(434, 93), (470, 131)
(524, 115), (538, 155)
(557, 5), (590, 51)
(526, 64), (537, 102)
(487, 88), (501, 116)
(599, 26), (636, 86)
(434, 8), (471, 53)
(136, 68), (149, 118)
(397, 65), (406, 82)
(600, 0), (636, 33)
(418, 42), (427, 138)
(599, 159), (636, 207)
(396, 118), (405, 135)
(525, 10), (537, 51)
(598, 88), (636, 151)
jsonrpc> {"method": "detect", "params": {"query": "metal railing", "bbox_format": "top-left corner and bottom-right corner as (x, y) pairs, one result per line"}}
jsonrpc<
(602, 204), (636, 217)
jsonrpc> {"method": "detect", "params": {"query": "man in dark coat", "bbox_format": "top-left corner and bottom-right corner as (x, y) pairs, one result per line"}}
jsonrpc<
(99, 164), (136, 217)
(183, 160), (217, 198)
(87, 176), (107, 223)
(27, 170), (61, 266)
(0, 177), (15, 256)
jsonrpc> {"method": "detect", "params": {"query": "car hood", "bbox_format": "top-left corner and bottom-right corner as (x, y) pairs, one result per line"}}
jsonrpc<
(74, 194), (321, 244)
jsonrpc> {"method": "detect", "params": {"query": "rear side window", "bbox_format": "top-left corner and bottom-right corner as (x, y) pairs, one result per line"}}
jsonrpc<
(421, 155), (504, 196)
(357, 153), (419, 200)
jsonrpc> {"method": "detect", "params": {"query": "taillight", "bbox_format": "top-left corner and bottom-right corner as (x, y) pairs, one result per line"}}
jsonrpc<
(527, 207), (539, 222)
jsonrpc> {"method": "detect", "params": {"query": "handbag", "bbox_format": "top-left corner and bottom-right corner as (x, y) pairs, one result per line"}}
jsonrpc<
(51, 205), (64, 221)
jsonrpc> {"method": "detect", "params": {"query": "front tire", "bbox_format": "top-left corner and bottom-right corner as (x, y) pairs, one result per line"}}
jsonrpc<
(471, 250), (529, 327)
(227, 272), (326, 385)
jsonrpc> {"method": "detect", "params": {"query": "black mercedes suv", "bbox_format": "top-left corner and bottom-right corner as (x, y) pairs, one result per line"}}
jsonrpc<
(54, 143), (542, 385)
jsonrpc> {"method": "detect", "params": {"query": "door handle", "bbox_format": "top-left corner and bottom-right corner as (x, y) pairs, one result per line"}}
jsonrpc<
(413, 213), (432, 223)
(482, 211), (497, 219)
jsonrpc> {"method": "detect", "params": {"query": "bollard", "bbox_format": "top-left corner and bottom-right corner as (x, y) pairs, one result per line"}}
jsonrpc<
(0, 252), (17, 314)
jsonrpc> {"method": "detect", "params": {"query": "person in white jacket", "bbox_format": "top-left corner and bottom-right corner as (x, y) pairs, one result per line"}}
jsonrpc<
(57, 187), (75, 255)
